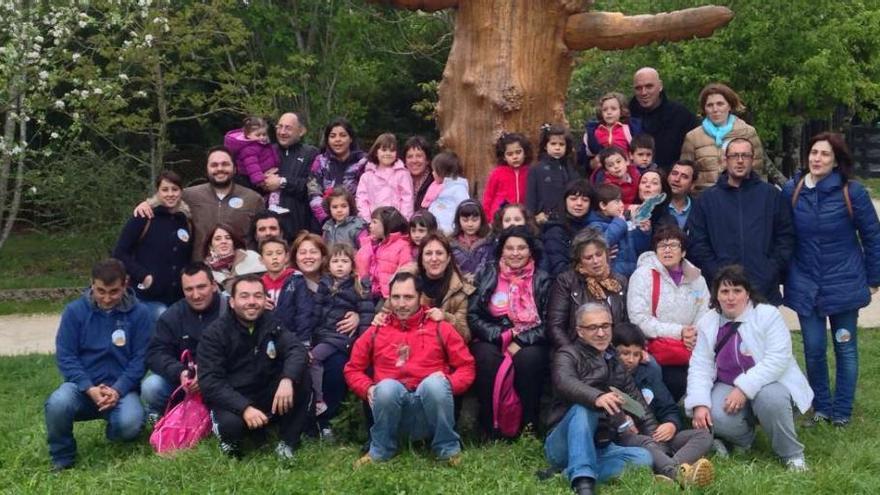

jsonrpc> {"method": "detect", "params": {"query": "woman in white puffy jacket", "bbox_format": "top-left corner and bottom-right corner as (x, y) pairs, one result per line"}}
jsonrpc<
(685, 265), (813, 472)
(627, 224), (709, 400)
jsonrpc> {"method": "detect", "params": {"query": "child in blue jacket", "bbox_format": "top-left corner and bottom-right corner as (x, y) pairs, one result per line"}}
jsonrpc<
(586, 184), (650, 277)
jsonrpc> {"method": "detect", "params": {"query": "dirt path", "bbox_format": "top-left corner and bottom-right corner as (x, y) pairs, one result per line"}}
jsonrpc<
(0, 313), (60, 355)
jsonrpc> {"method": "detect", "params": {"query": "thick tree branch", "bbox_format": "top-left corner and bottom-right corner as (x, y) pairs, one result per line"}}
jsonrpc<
(564, 6), (734, 51)
(366, 0), (458, 12)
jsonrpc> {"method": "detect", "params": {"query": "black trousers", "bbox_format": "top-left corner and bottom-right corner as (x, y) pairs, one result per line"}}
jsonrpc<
(211, 375), (311, 448)
(469, 340), (549, 436)
(661, 364), (688, 403)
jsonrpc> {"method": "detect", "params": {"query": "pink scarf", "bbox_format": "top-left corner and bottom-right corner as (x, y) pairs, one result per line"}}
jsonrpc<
(498, 259), (539, 333)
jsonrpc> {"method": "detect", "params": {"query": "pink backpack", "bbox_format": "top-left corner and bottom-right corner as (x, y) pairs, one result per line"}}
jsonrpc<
(149, 350), (211, 456)
(492, 330), (522, 437)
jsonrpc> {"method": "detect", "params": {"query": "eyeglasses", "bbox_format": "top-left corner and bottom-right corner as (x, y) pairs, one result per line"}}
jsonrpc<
(657, 241), (682, 251)
(726, 153), (754, 161)
(577, 323), (612, 333)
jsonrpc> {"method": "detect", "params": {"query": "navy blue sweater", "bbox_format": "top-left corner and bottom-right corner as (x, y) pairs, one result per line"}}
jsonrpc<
(113, 206), (192, 305)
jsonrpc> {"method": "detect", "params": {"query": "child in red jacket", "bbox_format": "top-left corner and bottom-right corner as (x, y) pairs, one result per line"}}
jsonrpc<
(591, 145), (641, 207)
(482, 133), (533, 220)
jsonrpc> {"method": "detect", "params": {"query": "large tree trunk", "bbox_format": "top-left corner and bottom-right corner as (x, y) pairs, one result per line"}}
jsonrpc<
(368, 1), (733, 193)
(436, 1), (576, 193)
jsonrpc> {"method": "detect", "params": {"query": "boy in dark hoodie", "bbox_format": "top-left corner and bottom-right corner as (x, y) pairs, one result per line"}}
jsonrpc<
(612, 322), (714, 487)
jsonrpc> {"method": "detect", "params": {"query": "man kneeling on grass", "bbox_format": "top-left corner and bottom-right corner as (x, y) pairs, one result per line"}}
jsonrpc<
(45, 259), (152, 471)
(197, 274), (310, 459)
(344, 272), (475, 467)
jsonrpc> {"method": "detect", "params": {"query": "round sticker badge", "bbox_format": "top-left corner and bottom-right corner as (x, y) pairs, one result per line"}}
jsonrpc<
(111, 329), (127, 347)
(177, 228), (190, 243)
(835, 328), (852, 343)
(228, 197), (243, 209)
(266, 340), (277, 359)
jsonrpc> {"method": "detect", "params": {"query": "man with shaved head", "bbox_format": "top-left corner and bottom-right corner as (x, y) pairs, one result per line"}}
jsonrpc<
(265, 112), (320, 238)
(629, 68), (698, 172)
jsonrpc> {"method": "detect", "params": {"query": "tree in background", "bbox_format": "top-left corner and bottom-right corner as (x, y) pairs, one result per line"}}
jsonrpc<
(365, 0), (733, 191)
(0, 0), (448, 247)
(569, 0), (880, 174)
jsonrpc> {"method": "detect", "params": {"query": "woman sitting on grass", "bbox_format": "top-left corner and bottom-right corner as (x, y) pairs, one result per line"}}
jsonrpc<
(685, 265), (813, 471)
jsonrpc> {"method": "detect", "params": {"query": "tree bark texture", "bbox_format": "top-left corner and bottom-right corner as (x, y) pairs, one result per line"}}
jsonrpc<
(370, 1), (734, 193)
(436, 0), (577, 192)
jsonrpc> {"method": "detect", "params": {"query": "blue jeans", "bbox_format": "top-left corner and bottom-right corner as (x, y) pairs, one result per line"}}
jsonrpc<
(140, 300), (168, 326)
(368, 374), (461, 461)
(141, 374), (176, 417)
(545, 405), (652, 485)
(799, 308), (859, 420)
(44, 382), (144, 467)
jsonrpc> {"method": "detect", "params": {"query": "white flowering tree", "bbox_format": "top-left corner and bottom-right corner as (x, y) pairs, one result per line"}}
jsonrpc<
(1, 1), (271, 246)
(0, 1), (85, 248)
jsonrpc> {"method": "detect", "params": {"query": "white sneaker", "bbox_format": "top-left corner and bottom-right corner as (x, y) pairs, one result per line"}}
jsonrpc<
(268, 204), (290, 214)
(320, 427), (336, 444)
(275, 441), (295, 460)
(786, 456), (808, 472)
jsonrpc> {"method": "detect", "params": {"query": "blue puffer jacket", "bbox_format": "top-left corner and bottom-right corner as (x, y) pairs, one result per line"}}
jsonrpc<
(275, 273), (317, 343)
(586, 211), (649, 277)
(687, 171), (794, 305)
(782, 171), (880, 316)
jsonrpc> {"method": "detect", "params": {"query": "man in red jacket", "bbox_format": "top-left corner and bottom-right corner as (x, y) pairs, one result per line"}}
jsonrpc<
(345, 272), (475, 467)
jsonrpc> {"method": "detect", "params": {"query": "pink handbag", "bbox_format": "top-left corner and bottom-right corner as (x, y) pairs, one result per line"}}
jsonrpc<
(149, 350), (211, 456)
(492, 330), (523, 438)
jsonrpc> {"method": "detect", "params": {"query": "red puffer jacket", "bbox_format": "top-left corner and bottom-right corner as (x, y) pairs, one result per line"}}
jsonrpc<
(482, 163), (530, 220)
(344, 307), (476, 399)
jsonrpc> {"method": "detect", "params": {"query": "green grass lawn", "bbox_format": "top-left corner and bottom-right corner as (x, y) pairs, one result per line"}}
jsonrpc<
(1, 333), (879, 494)
(0, 231), (112, 290)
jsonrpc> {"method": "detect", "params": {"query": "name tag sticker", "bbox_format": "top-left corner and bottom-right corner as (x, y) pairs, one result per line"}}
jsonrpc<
(111, 329), (126, 347)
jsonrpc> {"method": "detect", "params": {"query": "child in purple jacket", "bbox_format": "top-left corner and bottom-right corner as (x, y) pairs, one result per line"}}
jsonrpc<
(224, 116), (284, 213)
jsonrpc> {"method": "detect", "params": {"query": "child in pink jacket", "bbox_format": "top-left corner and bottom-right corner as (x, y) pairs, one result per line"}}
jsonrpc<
(355, 206), (413, 299)
(482, 132), (532, 220)
(224, 116), (284, 212)
(356, 133), (414, 221)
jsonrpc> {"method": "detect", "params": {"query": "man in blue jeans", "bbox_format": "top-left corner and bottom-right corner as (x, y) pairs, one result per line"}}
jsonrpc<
(344, 272), (476, 467)
(45, 259), (152, 471)
(142, 262), (225, 421)
(544, 303), (653, 494)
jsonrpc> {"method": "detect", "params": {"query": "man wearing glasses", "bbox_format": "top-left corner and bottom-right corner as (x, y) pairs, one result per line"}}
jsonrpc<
(686, 138), (794, 305)
(544, 302), (654, 495)
(264, 112), (320, 237)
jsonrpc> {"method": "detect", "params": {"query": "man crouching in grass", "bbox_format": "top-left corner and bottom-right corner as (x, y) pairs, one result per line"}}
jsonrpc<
(196, 274), (310, 460)
(45, 259), (152, 472)
(344, 272), (475, 467)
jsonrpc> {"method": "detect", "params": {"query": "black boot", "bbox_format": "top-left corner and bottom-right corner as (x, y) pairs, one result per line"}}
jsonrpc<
(572, 476), (595, 495)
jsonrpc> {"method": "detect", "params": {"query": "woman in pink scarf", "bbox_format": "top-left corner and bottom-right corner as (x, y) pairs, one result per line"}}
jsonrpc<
(466, 226), (552, 438)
